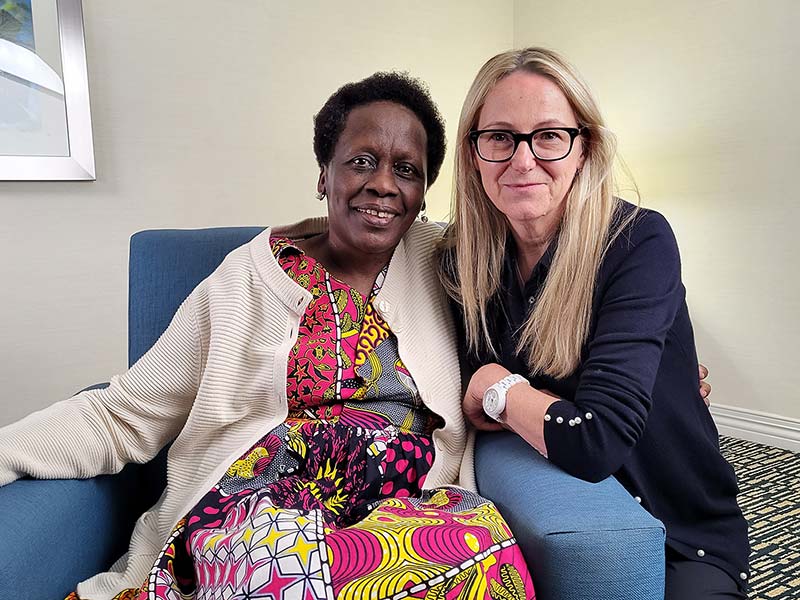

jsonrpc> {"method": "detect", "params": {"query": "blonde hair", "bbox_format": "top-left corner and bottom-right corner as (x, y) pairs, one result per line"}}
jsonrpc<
(439, 47), (637, 378)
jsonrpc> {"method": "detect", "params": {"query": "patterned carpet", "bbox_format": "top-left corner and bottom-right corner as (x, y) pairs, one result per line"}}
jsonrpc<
(719, 437), (800, 600)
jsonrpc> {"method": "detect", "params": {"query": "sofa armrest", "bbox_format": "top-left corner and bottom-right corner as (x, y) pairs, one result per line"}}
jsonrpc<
(0, 472), (144, 598)
(475, 431), (665, 600)
(0, 384), (168, 599)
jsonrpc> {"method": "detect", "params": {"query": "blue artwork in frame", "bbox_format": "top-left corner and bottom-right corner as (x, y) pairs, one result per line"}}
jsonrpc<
(0, 0), (69, 149)
(0, 0), (95, 180)
(0, 1), (35, 50)
(0, 1), (41, 132)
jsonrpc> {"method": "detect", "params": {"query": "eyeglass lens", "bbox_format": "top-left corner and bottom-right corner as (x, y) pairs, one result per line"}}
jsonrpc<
(476, 129), (573, 161)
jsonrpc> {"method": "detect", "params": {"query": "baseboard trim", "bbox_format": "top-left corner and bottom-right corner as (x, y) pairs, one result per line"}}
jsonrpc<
(710, 404), (800, 452)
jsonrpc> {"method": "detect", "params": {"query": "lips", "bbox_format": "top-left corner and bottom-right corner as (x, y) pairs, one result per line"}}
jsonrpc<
(353, 206), (400, 227)
(503, 182), (544, 188)
(502, 182), (546, 194)
(356, 207), (397, 218)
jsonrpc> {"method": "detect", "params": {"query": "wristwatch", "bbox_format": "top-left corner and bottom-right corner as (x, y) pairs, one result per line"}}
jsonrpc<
(483, 374), (528, 422)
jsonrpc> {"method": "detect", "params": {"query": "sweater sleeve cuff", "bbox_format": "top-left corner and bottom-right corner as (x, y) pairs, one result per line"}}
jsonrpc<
(542, 398), (594, 454)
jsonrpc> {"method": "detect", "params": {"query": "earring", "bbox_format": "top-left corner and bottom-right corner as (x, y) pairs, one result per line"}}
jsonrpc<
(419, 200), (429, 223)
(316, 192), (326, 201)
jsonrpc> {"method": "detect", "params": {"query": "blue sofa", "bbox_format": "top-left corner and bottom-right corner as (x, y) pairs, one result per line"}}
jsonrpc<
(0, 227), (665, 599)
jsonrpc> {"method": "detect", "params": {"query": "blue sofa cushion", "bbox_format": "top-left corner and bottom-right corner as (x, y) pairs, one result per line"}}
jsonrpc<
(0, 460), (166, 599)
(475, 431), (666, 600)
(128, 227), (265, 365)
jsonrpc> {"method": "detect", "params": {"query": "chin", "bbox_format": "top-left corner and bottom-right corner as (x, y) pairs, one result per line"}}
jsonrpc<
(355, 232), (404, 256)
(499, 200), (549, 220)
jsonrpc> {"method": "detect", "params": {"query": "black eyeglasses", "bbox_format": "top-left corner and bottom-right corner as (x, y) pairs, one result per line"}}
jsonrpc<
(469, 126), (586, 162)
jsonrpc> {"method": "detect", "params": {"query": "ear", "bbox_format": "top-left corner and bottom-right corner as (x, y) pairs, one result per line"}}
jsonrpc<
(317, 167), (327, 196)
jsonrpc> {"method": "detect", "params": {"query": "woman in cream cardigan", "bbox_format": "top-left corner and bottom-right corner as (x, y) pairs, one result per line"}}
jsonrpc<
(0, 73), (534, 600)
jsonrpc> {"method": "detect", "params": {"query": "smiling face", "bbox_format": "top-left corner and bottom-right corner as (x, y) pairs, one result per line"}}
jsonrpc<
(318, 101), (428, 261)
(474, 70), (583, 233)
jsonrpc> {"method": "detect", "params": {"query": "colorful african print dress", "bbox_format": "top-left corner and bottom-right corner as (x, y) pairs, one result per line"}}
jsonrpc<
(80, 237), (534, 600)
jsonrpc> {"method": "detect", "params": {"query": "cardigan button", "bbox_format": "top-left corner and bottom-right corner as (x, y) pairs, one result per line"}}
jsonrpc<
(696, 549), (705, 557)
(574, 416), (582, 424)
(568, 419), (575, 426)
(634, 496), (642, 503)
(740, 572), (748, 580)
(544, 414), (551, 422)
(556, 417), (563, 424)
(585, 412), (593, 420)
(378, 300), (390, 313)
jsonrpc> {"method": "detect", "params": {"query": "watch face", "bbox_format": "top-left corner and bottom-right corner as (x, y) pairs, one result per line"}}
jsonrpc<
(484, 388), (499, 414)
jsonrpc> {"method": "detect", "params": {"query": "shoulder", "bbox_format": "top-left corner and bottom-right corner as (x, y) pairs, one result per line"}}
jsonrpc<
(612, 201), (677, 246)
(404, 219), (446, 248)
(206, 231), (265, 281)
(598, 201), (683, 294)
(196, 227), (289, 305)
(606, 201), (680, 265)
(401, 220), (446, 266)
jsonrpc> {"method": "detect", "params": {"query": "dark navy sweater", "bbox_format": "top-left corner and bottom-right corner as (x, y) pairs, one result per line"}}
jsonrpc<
(451, 201), (750, 590)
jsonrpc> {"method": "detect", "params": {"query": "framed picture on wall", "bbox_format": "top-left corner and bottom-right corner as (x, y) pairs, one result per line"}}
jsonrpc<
(0, 0), (95, 180)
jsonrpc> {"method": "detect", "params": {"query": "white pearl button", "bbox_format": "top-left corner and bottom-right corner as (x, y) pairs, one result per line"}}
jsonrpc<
(528, 297), (535, 304)
(568, 419), (575, 426)
(574, 417), (582, 424)
(585, 412), (593, 420)
(697, 549), (705, 557)
(378, 300), (390, 312)
(740, 572), (748, 580)
(556, 416), (564, 424)
(634, 496), (641, 503)
(544, 414), (551, 422)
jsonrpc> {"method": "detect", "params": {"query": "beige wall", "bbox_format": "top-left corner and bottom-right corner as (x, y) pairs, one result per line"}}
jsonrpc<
(3, 0), (796, 429)
(0, 1), (513, 426)
(514, 0), (800, 419)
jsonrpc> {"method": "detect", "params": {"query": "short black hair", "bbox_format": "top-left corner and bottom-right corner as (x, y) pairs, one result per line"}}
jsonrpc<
(313, 72), (446, 187)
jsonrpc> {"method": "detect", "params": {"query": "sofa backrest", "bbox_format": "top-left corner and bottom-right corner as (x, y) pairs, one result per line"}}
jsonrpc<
(128, 227), (265, 366)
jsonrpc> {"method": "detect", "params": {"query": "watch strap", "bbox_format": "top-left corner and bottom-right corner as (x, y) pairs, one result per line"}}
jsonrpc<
(484, 373), (528, 421)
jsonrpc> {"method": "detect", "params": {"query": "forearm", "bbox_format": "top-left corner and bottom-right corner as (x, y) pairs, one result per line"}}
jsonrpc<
(0, 393), (121, 486)
(0, 296), (201, 486)
(501, 383), (556, 458)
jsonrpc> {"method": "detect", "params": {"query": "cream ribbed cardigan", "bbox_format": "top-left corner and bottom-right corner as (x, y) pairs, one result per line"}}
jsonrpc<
(0, 218), (474, 600)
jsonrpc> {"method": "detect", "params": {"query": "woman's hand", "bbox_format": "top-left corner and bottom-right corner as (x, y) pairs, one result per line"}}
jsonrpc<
(699, 363), (711, 407)
(462, 363), (512, 431)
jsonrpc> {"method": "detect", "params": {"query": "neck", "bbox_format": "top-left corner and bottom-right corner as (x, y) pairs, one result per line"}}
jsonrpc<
(508, 209), (562, 283)
(297, 233), (392, 297)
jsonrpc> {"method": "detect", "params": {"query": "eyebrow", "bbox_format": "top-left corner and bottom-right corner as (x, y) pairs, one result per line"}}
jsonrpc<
(478, 118), (573, 129)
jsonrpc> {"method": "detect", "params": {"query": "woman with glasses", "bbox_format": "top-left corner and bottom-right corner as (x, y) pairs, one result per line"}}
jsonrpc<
(439, 47), (750, 599)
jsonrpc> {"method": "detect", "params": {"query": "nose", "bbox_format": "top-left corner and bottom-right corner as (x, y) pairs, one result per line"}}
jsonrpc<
(509, 139), (537, 171)
(367, 164), (400, 197)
